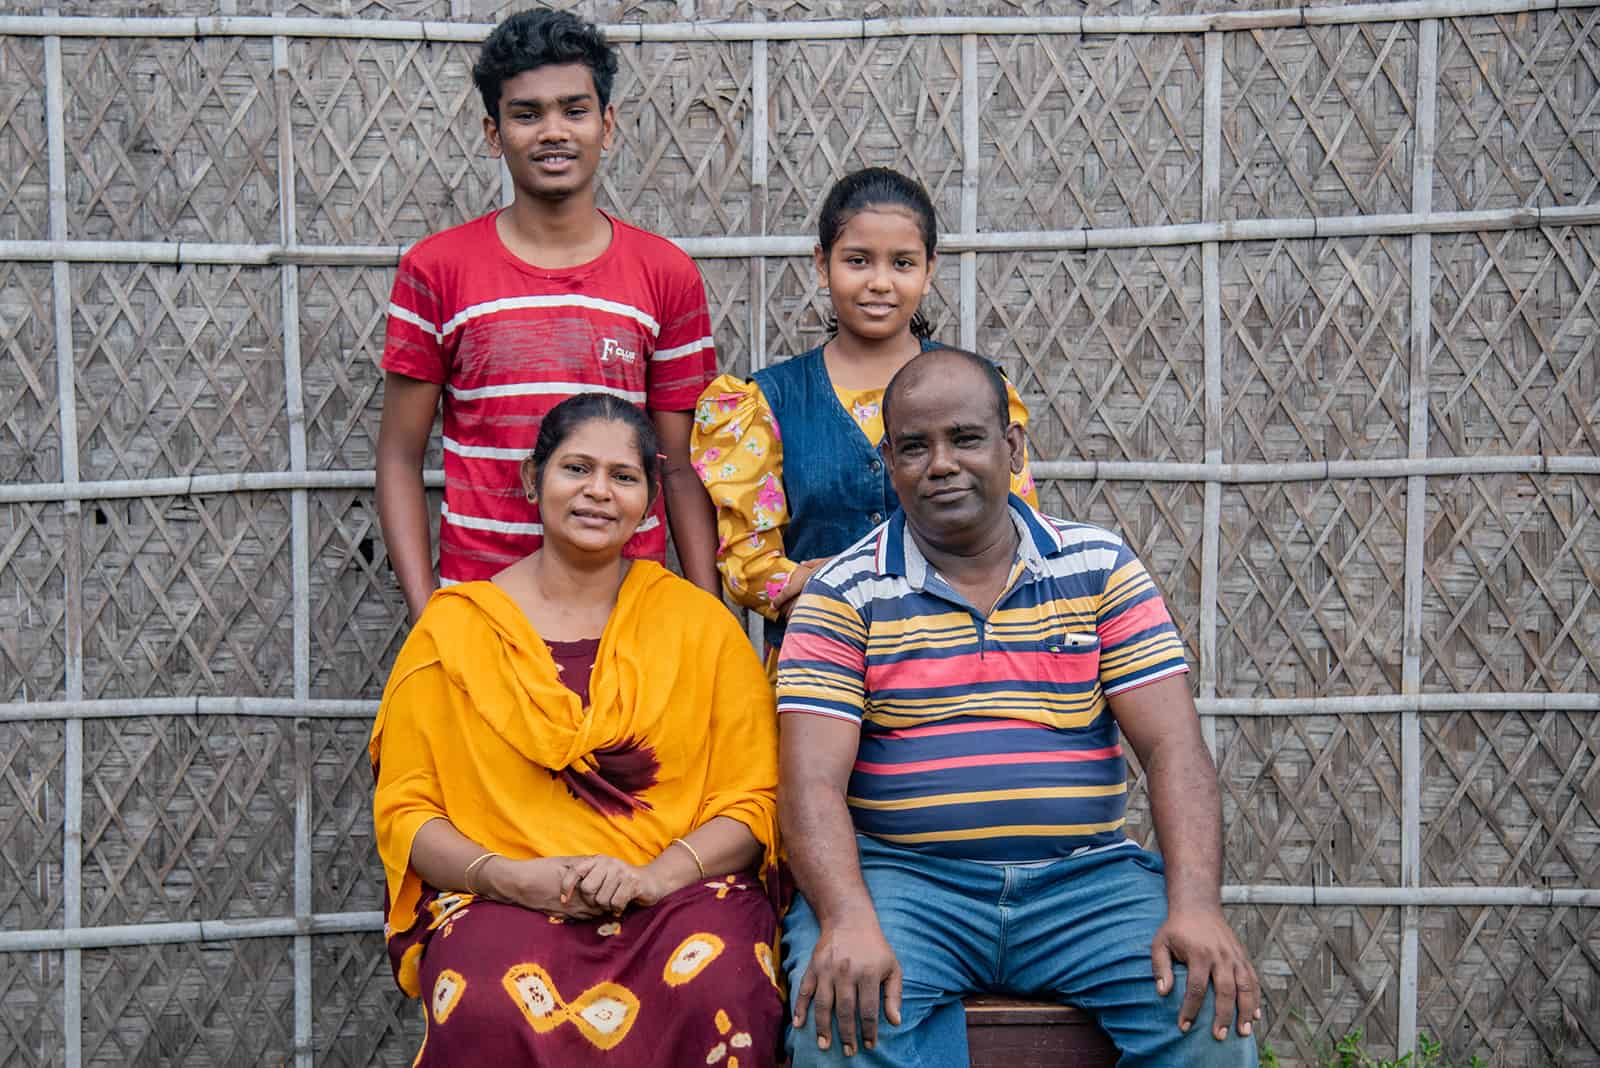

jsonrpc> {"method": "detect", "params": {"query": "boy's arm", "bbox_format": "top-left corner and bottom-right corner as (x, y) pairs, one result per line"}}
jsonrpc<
(376, 371), (442, 624)
(652, 408), (720, 596)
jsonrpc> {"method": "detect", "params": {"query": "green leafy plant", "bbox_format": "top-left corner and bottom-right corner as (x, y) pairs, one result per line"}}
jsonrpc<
(1260, 1021), (1488, 1068)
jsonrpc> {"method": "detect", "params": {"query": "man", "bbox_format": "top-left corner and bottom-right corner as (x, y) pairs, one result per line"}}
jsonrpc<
(376, 9), (719, 622)
(777, 346), (1260, 1066)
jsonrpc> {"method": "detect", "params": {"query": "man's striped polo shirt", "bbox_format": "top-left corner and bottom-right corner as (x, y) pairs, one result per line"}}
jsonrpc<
(776, 497), (1190, 863)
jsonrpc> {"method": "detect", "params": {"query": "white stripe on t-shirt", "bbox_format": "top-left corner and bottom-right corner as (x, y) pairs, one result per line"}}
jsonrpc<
(441, 502), (660, 537)
(653, 336), (714, 363)
(387, 301), (441, 341)
(442, 436), (530, 461)
(445, 381), (648, 404)
(439, 294), (660, 339)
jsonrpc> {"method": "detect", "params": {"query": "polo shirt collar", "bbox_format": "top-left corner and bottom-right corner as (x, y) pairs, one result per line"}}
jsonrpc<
(876, 493), (1069, 587)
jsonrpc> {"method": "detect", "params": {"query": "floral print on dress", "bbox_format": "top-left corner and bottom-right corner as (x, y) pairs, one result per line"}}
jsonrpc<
(691, 372), (1039, 621)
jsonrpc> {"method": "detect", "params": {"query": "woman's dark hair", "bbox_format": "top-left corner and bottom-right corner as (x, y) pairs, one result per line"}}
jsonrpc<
(529, 393), (660, 500)
(473, 9), (620, 122)
(818, 167), (939, 341)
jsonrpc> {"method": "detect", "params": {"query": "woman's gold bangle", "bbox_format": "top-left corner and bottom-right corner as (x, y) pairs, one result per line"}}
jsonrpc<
(463, 851), (500, 896)
(671, 837), (706, 880)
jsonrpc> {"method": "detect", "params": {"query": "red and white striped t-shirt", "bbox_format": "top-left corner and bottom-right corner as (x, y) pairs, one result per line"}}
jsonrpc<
(380, 210), (717, 582)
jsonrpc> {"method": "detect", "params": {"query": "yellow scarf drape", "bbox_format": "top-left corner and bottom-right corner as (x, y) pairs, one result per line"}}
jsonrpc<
(369, 562), (778, 933)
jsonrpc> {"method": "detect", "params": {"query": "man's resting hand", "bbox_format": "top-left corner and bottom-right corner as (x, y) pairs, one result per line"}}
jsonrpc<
(793, 916), (903, 1058)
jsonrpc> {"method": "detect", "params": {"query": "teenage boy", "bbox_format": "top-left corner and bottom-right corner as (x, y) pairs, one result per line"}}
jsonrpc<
(376, 8), (720, 622)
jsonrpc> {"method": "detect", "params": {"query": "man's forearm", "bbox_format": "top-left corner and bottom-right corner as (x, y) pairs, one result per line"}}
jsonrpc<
(375, 457), (437, 624)
(662, 463), (720, 595)
(1144, 740), (1225, 911)
(780, 780), (878, 925)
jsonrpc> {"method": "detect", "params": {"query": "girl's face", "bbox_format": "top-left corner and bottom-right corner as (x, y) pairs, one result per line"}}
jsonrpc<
(521, 418), (652, 558)
(814, 207), (935, 345)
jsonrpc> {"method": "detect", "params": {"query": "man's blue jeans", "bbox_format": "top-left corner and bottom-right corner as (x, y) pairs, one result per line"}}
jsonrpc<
(782, 835), (1259, 1068)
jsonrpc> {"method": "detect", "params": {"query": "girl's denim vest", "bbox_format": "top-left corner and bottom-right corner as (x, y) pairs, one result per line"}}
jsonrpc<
(751, 345), (906, 650)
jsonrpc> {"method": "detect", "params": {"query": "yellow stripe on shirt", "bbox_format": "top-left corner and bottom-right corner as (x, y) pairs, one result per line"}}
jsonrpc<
(847, 783), (1128, 811)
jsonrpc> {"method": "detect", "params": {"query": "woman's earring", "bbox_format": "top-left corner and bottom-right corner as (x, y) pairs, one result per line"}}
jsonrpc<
(524, 490), (536, 503)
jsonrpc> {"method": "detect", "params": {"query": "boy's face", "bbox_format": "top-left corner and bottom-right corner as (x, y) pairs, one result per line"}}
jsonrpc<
(484, 63), (615, 203)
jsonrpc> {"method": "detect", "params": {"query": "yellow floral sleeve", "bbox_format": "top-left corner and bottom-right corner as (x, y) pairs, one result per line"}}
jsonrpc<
(691, 374), (797, 620)
(1005, 380), (1041, 508)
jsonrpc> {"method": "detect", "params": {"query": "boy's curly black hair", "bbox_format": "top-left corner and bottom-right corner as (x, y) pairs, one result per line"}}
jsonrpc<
(472, 9), (620, 123)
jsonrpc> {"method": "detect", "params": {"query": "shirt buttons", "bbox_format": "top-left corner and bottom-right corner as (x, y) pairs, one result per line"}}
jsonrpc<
(870, 511), (883, 523)
(869, 459), (882, 472)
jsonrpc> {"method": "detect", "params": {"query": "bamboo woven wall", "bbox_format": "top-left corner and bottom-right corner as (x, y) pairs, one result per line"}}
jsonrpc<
(0, 1), (1596, 1065)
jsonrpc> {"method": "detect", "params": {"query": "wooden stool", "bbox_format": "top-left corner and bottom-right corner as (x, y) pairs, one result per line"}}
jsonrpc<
(965, 995), (1119, 1067)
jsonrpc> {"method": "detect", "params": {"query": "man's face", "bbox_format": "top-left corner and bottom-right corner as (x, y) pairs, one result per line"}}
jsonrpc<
(483, 63), (614, 202)
(881, 360), (1024, 547)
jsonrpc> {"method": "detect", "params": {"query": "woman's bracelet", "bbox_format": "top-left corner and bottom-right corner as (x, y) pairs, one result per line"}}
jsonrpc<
(463, 851), (501, 896)
(670, 837), (706, 880)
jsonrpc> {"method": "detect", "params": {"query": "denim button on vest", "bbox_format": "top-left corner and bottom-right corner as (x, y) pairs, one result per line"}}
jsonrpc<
(751, 345), (902, 649)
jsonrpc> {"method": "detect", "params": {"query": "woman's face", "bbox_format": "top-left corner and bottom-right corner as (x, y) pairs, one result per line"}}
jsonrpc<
(524, 418), (652, 558)
(814, 206), (935, 344)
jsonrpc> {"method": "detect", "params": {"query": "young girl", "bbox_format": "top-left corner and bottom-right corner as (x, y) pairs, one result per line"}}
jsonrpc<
(692, 167), (1038, 654)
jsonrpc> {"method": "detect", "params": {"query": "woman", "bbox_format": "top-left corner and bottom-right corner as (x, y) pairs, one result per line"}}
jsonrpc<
(371, 393), (782, 1066)
(693, 167), (1037, 660)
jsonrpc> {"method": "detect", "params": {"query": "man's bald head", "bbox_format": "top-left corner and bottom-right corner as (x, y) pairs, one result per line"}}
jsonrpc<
(882, 345), (1011, 441)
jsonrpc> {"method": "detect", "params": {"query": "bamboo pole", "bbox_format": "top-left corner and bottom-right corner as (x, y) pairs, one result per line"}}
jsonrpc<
(960, 33), (979, 352)
(1, 203), (1595, 267)
(1, 691), (1593, 724)
(1199, 30), (1224, 758)
(0, 0), (1587, 42)
(5, 880), (1600, 956)
(5, 455), (1595, 507)
(1398, 17), (1441, 1055)
(44, 21), (83, 1064)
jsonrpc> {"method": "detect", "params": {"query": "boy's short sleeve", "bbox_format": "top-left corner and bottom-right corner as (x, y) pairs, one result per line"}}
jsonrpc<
(380, 252), (448, 385)
(776, 583), (869, 726)
(646, 254), (717, 412)
(1095, 540), (1190, 696)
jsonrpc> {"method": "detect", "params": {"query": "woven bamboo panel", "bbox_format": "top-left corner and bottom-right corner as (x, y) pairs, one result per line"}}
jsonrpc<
(80, 715), (296, 926)
(1040, 479), (1205, 665)
(61, 38), (278, 244)
(80, 494), (295, 700)
(1215, 715), (1404, 887)
(977, 34), (1205, 231)
(300, 266), (395, 474)
(1433, 11), (1600, 213)
(310, 490), (421, 701)
(977, 247), (1207, 464)
(1421, 473), (1600, 695)
(1416, 905), (1600, 1064)
(0, 722), (65, 932)
(81, 940), (296, 1066)
(288, 39), (500, 246)
(74, 264), (289, 481)
(1233, 904), (1402, 1063)
(1430, 227), (1600, 457)
(311, 720), (381, 913)
(1220, 237), (1411, 463)
(1217, 481), (1408, 697)
(599, 41), (755, 237)
(0, 952), (63, 1068)
(312, 932), (422, 1068)
(763, 251), (960, 362)
(0, 503), (67, 704)
(767, 36), (963, 239)
(0, 264), (59, 486)
(0, 37), (47, 243)
(696, 256), (756, 380)
(1220, 24), (1416, 220)
(1420, 710), (1600, 888)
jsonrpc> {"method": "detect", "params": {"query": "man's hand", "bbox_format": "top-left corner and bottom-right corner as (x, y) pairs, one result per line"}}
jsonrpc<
(564, 855), (670, 913)
(793, 917), (902, 1057)
(1151, 906), (1260, 1041)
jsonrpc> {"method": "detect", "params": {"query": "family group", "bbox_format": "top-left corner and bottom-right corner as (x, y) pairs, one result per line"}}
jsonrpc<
(368, 9), (1262, 1066)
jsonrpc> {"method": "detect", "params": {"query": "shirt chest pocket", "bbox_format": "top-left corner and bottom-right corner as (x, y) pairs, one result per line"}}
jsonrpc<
(1037, 631), (1102, 686)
